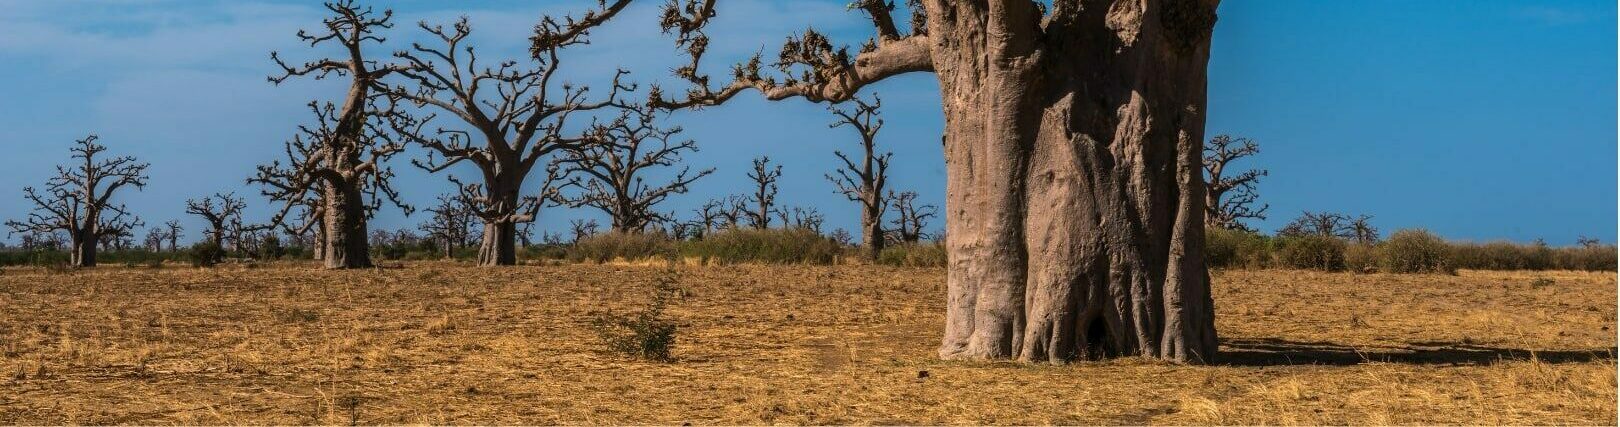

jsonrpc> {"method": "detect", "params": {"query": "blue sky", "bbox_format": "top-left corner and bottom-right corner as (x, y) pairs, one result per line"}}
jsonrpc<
(0, 0), (1613, 245)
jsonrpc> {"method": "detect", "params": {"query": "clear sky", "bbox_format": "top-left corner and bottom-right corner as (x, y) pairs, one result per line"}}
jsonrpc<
(0, 0), (1613, 245)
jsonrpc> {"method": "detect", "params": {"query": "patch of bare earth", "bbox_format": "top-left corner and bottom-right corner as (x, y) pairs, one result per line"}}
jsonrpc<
(0, 263), (1612, 424)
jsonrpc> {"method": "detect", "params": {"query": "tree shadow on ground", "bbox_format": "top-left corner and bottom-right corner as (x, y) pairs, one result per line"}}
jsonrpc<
(1219, 337), (1616, 367)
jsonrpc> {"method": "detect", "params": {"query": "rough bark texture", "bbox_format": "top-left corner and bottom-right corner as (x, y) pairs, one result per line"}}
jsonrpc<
(322, 183), (372, 268)
(651, 0), (1221, 363)
(478, 220), (517, 266)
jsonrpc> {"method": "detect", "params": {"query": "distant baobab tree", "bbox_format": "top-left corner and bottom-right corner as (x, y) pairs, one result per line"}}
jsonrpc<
(744, 157), (782, 229)
(887, 190), (936, 244)
(569, 219), (600, 243)
(162, 220), (183, 252)
(825, 94), (892, 260)
(1348, 215), (1379, 244)
(777, 206), (826, 233)
(1203, 135), (1269, 232)
(5, 135), (149, 267)
(186, 193), (247, 249)
(642, 0), (1225, 362)
(558, 106), (713, 234)
(418, 193), (480, 259)
(258, 1), (411, 269)
(1278, 211), (1356, 239)
(383, 5), (633, 266)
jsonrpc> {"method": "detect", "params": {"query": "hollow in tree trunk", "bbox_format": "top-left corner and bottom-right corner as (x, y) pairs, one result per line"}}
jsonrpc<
(72, 226), (97, 267)
(322, 184), (372, 269)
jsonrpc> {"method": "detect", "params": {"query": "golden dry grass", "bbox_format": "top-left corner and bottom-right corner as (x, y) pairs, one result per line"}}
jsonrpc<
(0, 263), (1613, 424)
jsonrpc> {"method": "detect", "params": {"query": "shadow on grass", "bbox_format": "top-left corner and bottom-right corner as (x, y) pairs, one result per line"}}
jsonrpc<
(1219, 338), (1616, 367)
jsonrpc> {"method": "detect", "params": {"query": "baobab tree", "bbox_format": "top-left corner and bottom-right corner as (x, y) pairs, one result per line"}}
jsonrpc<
(558, 106), (713, 233)
(887, 190), (937, 244)
(1347, 215), (1378, 244)
(777, 206), (826, 232)
(259, 1), (411, 269)
(5, 135), (149, 267)
(383, 5), (634, 266)
(825, 94), (892, 260)
(1278, 211), (1355, 239)
(186, 193), (247, 249)
(1203, 135), (1268, 232)
(162, 220), (183, 251)
(744, 157), (782, 229)
(642, 0), (1223, 362)
(569, 219), (600, 243)
(419, 193), (481, 259)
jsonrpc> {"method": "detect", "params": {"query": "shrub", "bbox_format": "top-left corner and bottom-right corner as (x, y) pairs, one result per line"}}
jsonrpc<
(1343, 243), (1378, 273)
(877, 243), (948, 267)
(1205, 228), (1270, 269)
(1379, 229), (1454, 274)
(188, 242), (224, 268)
(591, 268), (683, 361)
(1274, 235), (1345, 271)
(569, 232), (677, 263)
(680, 228), (842, 265)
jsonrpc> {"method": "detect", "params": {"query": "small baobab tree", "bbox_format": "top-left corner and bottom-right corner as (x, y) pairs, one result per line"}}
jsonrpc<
(383, 4), (634, 266)
(186, 193), (247, 249)
(1347, 215), (1378, 244)
(162, 220), (183, 251)
(644, 0), (1226, 362)
(887, 190), (937, 244)
(825, 94), (892, 260)
(5, 135), (149, 267)
(558, 106), (713, 234)
(260, 1), (411, 269)
(744, 157), (782, 229)
(1203, 135), (1268, 232)
(1278, 211), (1354, 239)
(419, 193), (481, 259)
(569, 218), (600, 243)
(777, 206), (826, 233)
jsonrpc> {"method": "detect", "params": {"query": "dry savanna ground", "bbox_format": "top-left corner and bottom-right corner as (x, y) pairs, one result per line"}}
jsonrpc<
(0, 262), (1613, 425)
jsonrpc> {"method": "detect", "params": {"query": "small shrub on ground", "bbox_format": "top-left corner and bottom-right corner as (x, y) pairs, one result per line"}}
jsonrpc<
(1380, 229), (1454, 274)
(592, 268), (683, 362)
(1274, 235), (1346, 271)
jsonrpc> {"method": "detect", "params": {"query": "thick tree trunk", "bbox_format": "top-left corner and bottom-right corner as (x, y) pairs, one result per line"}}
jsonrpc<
(72, 230), (95, 268)
(861, 205), (883, 261)
(931, 0), (1218, 364)
(478, 220), (517, 266)
(322, 184), (372, 269)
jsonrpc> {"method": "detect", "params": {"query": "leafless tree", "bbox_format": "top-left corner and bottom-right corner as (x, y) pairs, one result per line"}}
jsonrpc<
(419, 193), (481, 259)
(826, 94), (892, 260)
(887, 190), (936, 244)
(569, 218), (600, 243)
(98, 221), (137, 252)
(259, 1), (412, 269)
(162, 220), (183, 252)
(744, 156), (782, 229)
(777, 206), (825, 233)
(642, 0), (1224, 362)
(144, 227), (166, 252)
(1278, 211), (1355, 239)
(1203, 135), (1268, 232)
(382, 3), (634, 266)
(558, 106), (713, 233)
(1348, 214), (1378, 245)
(186, 193), (247, 250)
(5, 135), (148, 267)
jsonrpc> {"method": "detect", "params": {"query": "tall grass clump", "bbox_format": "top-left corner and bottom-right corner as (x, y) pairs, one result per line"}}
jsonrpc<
(1379, 229), (1454, 274)
(569, 232), (677, 263)
(680, 228), (842, 265)
(592, 267), (683, 362)
(876, 243), (947, 267)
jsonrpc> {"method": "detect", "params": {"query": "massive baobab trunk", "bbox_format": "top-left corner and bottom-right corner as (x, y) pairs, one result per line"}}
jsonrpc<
(72, 225), (97, 267)
(322, 183), (372, 268)
(652, 0), (1220, 363)
(929, 1), (1218, 362)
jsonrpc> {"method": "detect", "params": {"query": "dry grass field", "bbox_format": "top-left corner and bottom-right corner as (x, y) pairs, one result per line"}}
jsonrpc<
(0, 263), (1613, 424)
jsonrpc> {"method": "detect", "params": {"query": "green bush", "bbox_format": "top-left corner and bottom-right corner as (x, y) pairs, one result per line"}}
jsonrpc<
(877, 243), (948, 267)
(188, 242), (225, 267)
(1274, 235), (1346, 271)
(680, 228), (842, 265)
(592, 268), (683, 362)
(1205, 228), (1271, 269)
(570, 232), (677, 263)
(1379, 229), (1454, 274)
